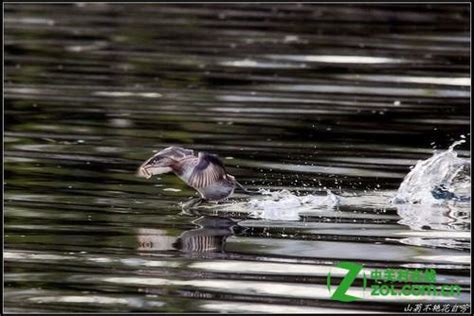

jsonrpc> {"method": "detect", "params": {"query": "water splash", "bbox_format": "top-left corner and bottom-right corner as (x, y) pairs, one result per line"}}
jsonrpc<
(392, 140), (471, 231)
(248, 189), (341, 220)
(392, 140), (471, 205)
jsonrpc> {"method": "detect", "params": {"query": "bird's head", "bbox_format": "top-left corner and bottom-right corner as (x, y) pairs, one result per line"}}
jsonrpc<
(137, 154), (174, 179)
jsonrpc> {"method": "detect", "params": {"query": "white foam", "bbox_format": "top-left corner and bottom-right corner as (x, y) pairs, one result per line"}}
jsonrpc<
(248, 189), (341, 220)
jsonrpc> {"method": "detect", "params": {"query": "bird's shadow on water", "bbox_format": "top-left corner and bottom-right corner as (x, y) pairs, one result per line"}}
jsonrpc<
(137, 215), (244, 254)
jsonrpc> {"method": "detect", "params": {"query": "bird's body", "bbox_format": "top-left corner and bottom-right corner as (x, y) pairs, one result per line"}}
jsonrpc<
(138, 146), (236, 201)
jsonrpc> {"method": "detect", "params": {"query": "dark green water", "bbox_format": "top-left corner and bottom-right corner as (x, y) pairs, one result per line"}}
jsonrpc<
(4, 3), (471, 313)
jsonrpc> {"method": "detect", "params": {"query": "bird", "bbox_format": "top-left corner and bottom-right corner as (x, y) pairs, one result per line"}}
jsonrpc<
(137, 146), (257, 210)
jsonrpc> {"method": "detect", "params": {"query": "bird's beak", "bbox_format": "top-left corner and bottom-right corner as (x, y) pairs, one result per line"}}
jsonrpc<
(137, 164), (152, 179)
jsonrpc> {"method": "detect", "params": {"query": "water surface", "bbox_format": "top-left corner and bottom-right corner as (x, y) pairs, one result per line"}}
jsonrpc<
(4, 3), (471, 313)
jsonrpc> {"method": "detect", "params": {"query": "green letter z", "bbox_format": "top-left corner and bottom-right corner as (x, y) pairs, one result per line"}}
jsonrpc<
(331, 261), (363, 302)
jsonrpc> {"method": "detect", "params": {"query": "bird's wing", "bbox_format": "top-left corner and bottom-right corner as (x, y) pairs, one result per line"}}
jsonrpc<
(155, 146), (194, 160)
(137, 146), (194, 178)
(188, 152), (227, 188)
(142, 146), (194, 166)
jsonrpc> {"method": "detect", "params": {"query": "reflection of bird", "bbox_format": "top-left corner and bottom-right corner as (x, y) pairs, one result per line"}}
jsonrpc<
(138, 147), (258, 209)
(137, 228), (176, 252)
(173, 216), (237, 253)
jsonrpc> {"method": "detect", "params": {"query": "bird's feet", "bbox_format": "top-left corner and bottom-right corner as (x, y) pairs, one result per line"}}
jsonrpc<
(235, 181), (262, 195)
(180, 197), (204, 216)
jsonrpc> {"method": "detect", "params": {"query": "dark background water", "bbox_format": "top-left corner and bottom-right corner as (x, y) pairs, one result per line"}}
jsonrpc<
(4, 3), (471, 313)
